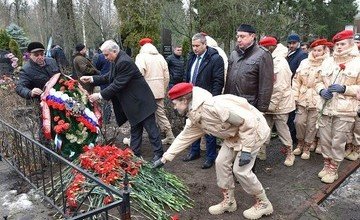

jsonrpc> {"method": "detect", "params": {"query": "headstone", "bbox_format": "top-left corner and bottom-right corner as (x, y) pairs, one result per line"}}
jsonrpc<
(161, 28), (172, 58)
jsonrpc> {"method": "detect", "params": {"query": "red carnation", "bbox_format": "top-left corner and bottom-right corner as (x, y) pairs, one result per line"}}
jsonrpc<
(171, 214), (180, 220)
(83, 145), (90, 152)
(339, 63), (346, 70)
(103, 196), (113, 205)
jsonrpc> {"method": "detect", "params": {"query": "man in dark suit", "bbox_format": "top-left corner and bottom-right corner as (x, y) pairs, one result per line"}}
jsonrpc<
(286, 33), (308, 146)
(183, 33), (224, 169)
(80, 40), (163, 162)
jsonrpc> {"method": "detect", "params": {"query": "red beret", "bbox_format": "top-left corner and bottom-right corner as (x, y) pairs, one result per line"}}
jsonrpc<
(310, 38), (333, 48)
(332, 30), (354, 43)
(139, 37), (153, 46)
(327, 42), (334, 48)
(259, 36), (277, 47)
(168, 83), (193, 100)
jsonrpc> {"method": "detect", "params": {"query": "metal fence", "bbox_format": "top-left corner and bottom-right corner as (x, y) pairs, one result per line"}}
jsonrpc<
(0, 118), (131, 220)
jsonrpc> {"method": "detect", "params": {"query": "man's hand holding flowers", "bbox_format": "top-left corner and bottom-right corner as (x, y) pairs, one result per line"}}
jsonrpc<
(89, 93), (102, 103)
(80, 76), (93, 83)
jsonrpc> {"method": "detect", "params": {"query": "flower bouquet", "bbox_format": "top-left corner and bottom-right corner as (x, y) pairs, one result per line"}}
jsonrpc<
(41, 73), (101, 158)
(48, 145), (193, 219)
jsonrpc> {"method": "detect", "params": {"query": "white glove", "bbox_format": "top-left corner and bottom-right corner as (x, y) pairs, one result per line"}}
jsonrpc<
(31, 88), (43, 97)
(88, 93), (102, 102)
(80, 76), (93, 83)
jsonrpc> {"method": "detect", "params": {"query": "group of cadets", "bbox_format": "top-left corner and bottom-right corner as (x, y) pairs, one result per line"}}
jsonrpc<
(153, 27), (360, 219)
(15, 24), (360, 220)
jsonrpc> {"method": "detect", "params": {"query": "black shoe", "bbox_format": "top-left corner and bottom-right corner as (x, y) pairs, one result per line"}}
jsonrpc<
(182, 153), (200, 162)
(151, 154), (162, 163)
(201, 160), (214, 169)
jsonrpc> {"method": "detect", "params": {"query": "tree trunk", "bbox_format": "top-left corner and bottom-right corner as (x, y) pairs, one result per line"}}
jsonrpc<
(57, 0), (78, 59)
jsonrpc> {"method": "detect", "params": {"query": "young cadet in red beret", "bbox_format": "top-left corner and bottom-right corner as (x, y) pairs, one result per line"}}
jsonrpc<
(135, 37), (175, 145)
(153, 83), (274, 219)
(344, 33), (360, 161)
(292, 39), (332, 159)
(258, 36), (296, 166)
(315, 30), (360, 183)
(139, 37), (153, 46)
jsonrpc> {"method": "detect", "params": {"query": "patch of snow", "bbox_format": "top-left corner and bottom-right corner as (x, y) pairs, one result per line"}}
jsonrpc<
(1, 191), (34, 217)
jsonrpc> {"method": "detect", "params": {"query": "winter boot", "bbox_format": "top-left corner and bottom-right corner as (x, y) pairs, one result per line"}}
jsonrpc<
(257, 145), (267, 161)
(284, 146), (295, 166)
(293, 140), (304, 156)
(243, 190), (273, 220)
(123, 137), (131, 146)
(346, 145), (359, 161)
(315, 143), (322, 154)
(344, 143), (353, 158)
(161, 130), (175, 145)
(208, 188), (237, 215)
(301, 142), (311, 160)
(321, 160), (339, 184)
(309, 138), (318, 152)
(318, 158), (331, 178)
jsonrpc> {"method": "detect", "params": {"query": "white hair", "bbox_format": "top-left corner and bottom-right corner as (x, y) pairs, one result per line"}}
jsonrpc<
(100, 40), (120, 53)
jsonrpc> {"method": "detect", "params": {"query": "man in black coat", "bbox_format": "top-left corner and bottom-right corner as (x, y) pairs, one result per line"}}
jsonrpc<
(183, 33), (224, 169)
(0, 50), (15, 75)
(286, 34), (308, 80)
(50, 45), (70, 71)
(80, 40), (163, 161)
(16, 42), (59, 100)
(16, 42), (60, 146)
(166, 46), (185, 89)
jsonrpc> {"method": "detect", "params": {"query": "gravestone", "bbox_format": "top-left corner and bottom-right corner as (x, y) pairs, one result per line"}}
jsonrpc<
(161, 28), (172, 58)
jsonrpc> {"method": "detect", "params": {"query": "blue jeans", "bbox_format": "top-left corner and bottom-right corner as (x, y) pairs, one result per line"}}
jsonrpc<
(189, 134), (217, 162)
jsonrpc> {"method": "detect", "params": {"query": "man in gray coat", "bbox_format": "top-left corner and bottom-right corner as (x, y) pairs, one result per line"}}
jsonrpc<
(224, 24), (274, 112)
(16, 42), (60, 146)
(16, 42), (59, 100)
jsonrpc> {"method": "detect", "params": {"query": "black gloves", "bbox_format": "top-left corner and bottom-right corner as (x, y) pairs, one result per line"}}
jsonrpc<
(152, 158), (164, 168)
(328, 84), (346, 93)
(320, 89), (333, 100)
(239, 151), (252, 166)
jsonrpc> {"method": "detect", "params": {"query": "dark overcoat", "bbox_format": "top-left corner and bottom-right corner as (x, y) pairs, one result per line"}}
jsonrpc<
(185, 47), (224, 96)
(93, 50), (157, 126)
(16, 58), (59, 99)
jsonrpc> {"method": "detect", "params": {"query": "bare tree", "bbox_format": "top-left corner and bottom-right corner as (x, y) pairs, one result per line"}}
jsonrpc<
(57, 0), (78, 59)
(0, 0), (11, 27)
